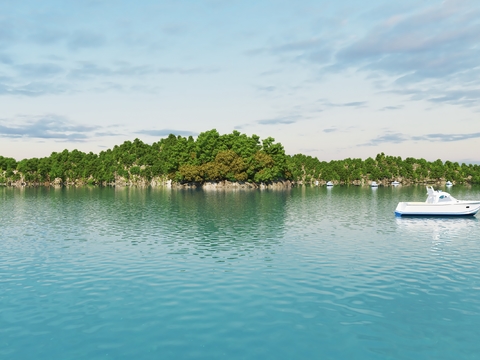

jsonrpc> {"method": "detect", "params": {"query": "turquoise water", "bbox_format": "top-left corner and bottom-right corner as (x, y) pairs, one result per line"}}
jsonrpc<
(1, 185), (480, 359)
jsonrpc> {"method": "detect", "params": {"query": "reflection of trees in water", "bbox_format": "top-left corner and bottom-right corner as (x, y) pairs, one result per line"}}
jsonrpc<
(285, 186), (383, 230)
(87, 187), (290, 259)
(154, 189), (289, 259)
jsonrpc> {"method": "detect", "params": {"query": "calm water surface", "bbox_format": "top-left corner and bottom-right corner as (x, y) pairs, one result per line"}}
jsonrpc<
(1, 185), (480, 359)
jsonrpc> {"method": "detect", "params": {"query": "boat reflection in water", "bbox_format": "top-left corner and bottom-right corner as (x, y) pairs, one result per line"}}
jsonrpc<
(395, 216), (478, 241)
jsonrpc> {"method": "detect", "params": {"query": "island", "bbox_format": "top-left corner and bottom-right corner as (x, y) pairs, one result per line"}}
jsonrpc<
(1, 129), (480, 188)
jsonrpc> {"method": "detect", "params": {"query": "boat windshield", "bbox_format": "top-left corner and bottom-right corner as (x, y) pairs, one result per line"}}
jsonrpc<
(438, 194), (451, 202)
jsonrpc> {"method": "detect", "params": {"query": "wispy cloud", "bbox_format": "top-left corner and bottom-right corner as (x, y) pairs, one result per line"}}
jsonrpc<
(156, 67), (219, 75)
(426, 89), (480, 107)
(323, 127), (338, 133)
(67, 63), (218, 80)
(67, 31), (106, 51)
(0, 52), (13, 64)
(246, 36), (334, 64)
(256, 116), (300, 125)
(336, 1), (480, 78)
(414, 132), (480, 142)
(0, 81), (68, 96)
(259, 69), (282, 77)
(387, 87), (480, 107)
(17, 63), (64, 78)
(379, 105), (404, 111)
(256, 85), (276, 92)
(28, 28), (65, 45)
(0, 59), (217, 96)
(320, 100), (368, 108)
(3, 21), (107, 51)
(161, 24), (189, 36)
(362, 130), (480, 146)
(262, 1), (480, 109)
(362, 132), (409, 146)
(68, 61), (154, 79)
(135, 129), (198, 137)
(337, 1), (480, 108)
(0, 115), (99, 141)
(0, 19), (16, 46)
(343, 101), (367, 108)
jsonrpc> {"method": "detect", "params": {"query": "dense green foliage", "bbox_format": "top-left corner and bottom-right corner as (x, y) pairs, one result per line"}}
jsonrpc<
(1, 130), (480, 185)
(0, 130), (290, 185)
(287, 152), (480, 185)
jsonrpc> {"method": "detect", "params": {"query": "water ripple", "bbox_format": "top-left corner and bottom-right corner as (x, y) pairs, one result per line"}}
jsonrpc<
(2, 186), (480, 359)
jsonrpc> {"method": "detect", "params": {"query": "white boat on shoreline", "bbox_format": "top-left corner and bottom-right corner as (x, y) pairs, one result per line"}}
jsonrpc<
(446, 181), (453, 186)
(395, 186), (480, 217)
(326, 181), (333, 187)
(370, 181), (378, 187)
(392, 181), (400, 186)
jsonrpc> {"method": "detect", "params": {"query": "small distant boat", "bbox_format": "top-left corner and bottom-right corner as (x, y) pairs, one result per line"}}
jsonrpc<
(446, 181), (453, 186)
(370, 181), (378, 187)
(391, 181), (400, 186)
(326, 181), (333, 187)
(395, 186), (480, 216)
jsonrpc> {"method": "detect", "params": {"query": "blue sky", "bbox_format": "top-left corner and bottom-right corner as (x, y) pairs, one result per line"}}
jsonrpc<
(1, 0), (479, 163)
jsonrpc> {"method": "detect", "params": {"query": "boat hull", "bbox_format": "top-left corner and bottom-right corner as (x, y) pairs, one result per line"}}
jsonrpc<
(395, 202), (480, 217)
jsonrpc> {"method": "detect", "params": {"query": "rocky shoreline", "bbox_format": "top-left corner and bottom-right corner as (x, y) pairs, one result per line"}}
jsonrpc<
(0, 177), (294, 189)
(0, 177), (458, 188)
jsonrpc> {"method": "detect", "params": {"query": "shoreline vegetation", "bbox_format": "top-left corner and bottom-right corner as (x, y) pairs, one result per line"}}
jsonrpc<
(1, 129), (480, 188)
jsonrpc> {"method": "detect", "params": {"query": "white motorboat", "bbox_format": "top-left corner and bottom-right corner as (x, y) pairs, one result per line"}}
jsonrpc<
(446, 181), (453, 186)
(391, 181), (400, 186)
(395, 186), (480, 216)
(370, 181), (378, 187)
(326, 181), (333, 187)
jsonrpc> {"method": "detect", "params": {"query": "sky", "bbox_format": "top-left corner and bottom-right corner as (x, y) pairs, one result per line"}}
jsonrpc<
(0, 0), (479, 163)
